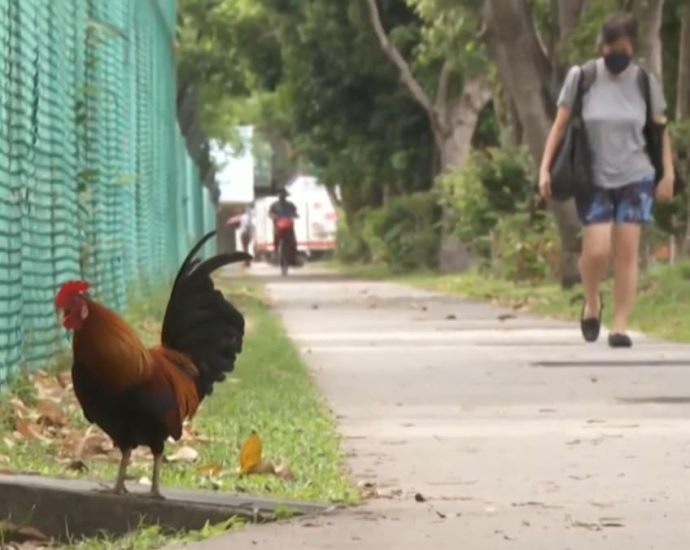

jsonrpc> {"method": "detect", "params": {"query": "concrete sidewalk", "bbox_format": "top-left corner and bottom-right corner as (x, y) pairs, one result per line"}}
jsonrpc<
(173, 268), (690, 549)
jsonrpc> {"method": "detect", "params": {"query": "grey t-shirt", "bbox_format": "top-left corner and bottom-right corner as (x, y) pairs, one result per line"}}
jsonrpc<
(557, 58), (667, 189)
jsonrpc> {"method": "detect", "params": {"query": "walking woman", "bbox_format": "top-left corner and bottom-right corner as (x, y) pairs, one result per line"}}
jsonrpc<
(539, 12), (675, 348)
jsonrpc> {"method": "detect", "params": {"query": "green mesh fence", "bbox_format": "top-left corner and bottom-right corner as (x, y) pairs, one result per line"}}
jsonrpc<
(0, 0), (216, 385)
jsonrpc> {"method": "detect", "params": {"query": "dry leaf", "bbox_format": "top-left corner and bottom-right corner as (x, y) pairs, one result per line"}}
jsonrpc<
(274, 463), (295, 481)
(196, 463), (222, 477)
(240, 431), (262, 474)
(36, 400), (67, 427)
(57, 371), (72, 389)
(14, 420), (51, 443)
(32, 370), (64, 400)
(9, 397), (32, 420)
(166, 446), (199, 463)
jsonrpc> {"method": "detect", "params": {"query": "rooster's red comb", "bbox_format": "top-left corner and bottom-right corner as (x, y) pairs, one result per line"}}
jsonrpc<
(55, 280), (90, 308)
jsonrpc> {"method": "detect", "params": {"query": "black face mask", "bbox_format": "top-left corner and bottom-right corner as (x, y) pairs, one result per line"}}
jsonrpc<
(604, 53), (632, 74)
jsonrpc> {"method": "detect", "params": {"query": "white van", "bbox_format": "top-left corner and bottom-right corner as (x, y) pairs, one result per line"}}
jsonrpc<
(252, 176), (337, 261)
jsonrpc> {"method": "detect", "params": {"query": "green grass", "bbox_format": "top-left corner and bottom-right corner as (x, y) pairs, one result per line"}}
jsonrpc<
(0, 279), (357, 548)
(335, 260), (690, 343)
(55, 518), (246, 550)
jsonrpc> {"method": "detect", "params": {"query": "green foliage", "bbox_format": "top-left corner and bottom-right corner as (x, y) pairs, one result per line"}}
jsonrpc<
(654, 120), (690, 236)
(337, 192), (440, 272)
(336, 210), (373, 264)
(374, 192), (442, 272)
(176, 0), (492, 211)
(437, 146), (535, 257)
(179, 0), (690, 282)
(491, 211), (560, 282)
(559, 0), (623, 65)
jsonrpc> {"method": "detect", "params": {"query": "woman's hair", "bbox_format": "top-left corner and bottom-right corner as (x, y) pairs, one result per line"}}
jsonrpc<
(599, 12), (638, 48)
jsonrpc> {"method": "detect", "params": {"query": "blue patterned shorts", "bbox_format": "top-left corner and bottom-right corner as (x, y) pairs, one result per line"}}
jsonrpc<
(575, 177), (655, 225)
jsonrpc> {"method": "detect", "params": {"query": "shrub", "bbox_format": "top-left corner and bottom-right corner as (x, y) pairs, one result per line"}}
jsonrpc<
(653, 121), (690, 237)
(491, 210), (560, 282)
(372, 192), (440, 272)
(336, 192), (440, 272)
(437, 146), (534, 258)
(335, 209), (371, 264)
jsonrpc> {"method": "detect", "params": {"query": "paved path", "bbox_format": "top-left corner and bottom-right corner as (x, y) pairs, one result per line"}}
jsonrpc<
(175, 267), (690, 549)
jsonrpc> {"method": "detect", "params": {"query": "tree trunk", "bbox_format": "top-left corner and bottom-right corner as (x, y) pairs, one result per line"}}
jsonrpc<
(677, 4), (690, 121)
(482, 0), (582, 288)
(554, 0), (587, 84)
(678, 4), (690, 256)
(436, 78), (492, 272)
(635, 0), (665, 77)
(558, 0), (587, 37)
(439, 77), (493, 169)
(366, 0), (491, 272)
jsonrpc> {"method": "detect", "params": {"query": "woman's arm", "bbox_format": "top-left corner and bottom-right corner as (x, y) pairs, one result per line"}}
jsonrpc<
(538, 106), (571, 199)
(655, 124), (675, 202)
(655, 112), (675, 180)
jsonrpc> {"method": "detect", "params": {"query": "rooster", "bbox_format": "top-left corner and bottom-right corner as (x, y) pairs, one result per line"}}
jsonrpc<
(54, 231), (250, 498)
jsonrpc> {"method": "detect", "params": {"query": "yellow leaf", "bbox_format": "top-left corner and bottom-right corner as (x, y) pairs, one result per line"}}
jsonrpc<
(239, 431), (262, 474)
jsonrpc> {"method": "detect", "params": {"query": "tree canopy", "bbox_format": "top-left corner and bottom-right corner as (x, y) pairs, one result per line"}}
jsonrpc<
(176, 0), (690, 273)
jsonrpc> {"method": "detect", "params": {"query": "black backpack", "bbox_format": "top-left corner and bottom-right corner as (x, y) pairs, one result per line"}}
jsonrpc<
(551, 60), (685, 201)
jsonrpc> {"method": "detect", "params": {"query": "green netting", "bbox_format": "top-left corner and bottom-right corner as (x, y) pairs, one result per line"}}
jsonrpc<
(0, 0), (215, 385)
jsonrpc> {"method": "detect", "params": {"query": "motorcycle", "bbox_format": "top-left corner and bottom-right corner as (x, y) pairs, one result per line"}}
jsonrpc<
(274, 217), (296, 276)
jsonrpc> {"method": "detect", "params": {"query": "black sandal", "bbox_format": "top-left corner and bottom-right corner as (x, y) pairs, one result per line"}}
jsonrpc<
(580, 294), (603, 343)
(608, 332), (632, 348)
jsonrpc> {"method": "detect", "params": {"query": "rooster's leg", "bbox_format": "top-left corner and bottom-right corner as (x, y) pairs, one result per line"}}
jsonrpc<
(113, 448), (131, 494)
(149, 453), (164, 499)
(97, 448), (130, 495)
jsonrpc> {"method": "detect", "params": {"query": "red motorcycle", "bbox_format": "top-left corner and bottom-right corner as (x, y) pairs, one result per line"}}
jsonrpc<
(274, 217), (296, 276)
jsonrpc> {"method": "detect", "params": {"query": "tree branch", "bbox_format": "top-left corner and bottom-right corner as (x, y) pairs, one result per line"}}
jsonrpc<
(558, 0), (586, 39)
(435, 60), (452, 111)
(365, 0), (437, 120)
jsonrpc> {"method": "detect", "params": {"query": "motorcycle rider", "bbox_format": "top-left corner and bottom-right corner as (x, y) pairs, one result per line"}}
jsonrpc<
(269, 189), (299, 265)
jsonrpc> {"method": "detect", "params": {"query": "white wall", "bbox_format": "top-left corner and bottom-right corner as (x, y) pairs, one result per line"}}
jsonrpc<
(210, 126), (255, 205)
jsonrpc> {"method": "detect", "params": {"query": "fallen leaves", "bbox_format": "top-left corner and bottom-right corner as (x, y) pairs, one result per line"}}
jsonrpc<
(238, 431), (295, 481)
(165, 446), (199, 464)
(196, 463), (222, 477)
(0, 371), (207, 476)
(35, 399), (67, 428)
(357, 481), (402, 500)
(1, 371), (301, 495)
(240, 431), (262, 474)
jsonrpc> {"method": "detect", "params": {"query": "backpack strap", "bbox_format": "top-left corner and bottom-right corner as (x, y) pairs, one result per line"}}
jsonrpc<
(636, 66), (653, 126)
(573, 60), (597, 117)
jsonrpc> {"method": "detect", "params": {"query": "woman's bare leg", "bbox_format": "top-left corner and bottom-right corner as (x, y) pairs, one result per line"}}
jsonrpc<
(579, 223), (613, 318)
(611, 223), (642, 333)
